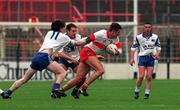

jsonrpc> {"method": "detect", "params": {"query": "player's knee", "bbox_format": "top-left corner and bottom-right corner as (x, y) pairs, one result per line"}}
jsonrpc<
(56, 69), (67, 76)
(61, 71), (67, 77)
(146, 76), (152, 82)
(96, 67), (104, 75)
(138, 76), (144, 81)
(100, 69), (105, 75)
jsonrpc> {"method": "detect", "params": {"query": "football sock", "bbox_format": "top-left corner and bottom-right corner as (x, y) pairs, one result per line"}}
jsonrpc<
(145, 89), (150, 94)
(135, 86), (140, 92)
(81, 83), (88, 90)
(75, 78), (86, 89)
(52, 83), (60, 90)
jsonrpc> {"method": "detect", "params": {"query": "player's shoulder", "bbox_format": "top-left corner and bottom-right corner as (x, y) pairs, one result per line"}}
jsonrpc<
(46, 30), (53, 35)
(94, 29), (107, 37)
(99, 29), (107, 33)
(57, 32), (70, 41)
(136, 33), (143, 39)
(152, 33), (159, 38)
(75, 34), (82, 39)
(95, 29), (106, 34)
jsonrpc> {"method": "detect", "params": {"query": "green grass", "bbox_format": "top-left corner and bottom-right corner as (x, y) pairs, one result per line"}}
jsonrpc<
(0, 80), (180, 110)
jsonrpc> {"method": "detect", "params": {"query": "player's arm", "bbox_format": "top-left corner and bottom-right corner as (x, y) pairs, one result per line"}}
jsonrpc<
(96, 55), (105, 61)
(154, 37), (161, 60)
(115, 41), (122, 55)
(52, 51), (79, 65)
(70, 34), (95, 46)
(52, 34), (76, 62)
(130, 37), (139, 66)
(58, 52), (79, 65)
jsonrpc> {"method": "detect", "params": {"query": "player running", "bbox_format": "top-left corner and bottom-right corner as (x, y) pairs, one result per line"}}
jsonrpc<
(0, 20), (87, 99)
(61, 22), (122, 99)
(50, 23), (86, 98)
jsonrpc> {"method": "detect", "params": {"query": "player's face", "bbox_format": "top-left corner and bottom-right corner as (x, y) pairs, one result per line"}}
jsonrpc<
(110, 30), (120, 39)
(60, 27), (66, 33)
(143, 24), (152, 34)
(67, 27), (77, 38)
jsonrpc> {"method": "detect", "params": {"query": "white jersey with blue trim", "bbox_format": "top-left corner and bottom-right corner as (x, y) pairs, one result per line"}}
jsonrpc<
(131, 33), (161, 56)
(63, 34), (81, 62)
(39, 31), (71, 53)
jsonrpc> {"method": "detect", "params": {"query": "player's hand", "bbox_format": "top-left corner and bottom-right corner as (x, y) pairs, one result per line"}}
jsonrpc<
(71, 58), (79, 66)
(96, 55), (105, 61)
(153, 53), (160, 60)
(115, 49), (121, 55)
(52, 53), (60, 58)
(130, 58), (135, 66)
(52, 53), (60, 62)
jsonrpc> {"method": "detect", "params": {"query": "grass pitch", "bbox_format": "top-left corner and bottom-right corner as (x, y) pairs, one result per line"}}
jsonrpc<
(0, 80), (180, 110)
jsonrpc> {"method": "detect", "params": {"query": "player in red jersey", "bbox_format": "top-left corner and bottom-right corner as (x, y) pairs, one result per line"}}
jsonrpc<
(61, 22), (122, 99)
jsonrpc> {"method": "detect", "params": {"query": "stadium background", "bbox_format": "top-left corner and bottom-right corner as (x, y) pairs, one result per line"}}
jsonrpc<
(0, 0), (180, 110)
(0, 0), (180, 80)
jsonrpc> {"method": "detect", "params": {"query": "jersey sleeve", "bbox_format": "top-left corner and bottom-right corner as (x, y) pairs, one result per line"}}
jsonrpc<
(93, 30), (105, 40)
(114, 38), (122, 54)
(155, 37), (161, 51)
(76, 34), (82, 40)
(89, 34), (96, 41)
(131, 37), (139, 52)
(57, 34), (71, 52)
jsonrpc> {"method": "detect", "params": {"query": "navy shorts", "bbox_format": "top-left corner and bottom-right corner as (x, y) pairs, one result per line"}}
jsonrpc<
(58, 58), (79, 70)
(30, 52), (52, 71)
(138, 55), (155, 67)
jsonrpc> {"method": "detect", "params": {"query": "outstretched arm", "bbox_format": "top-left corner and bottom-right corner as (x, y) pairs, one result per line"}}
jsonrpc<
(71, 36), (93, 46)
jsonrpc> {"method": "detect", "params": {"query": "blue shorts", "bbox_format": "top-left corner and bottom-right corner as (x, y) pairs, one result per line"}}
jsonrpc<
(138, 55), (155, 67)
(30, 52), (52, 71)
(58, 58), (79, 70)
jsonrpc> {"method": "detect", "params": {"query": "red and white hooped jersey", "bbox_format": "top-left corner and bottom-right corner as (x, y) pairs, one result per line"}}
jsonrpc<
(85, 29), (121, 54)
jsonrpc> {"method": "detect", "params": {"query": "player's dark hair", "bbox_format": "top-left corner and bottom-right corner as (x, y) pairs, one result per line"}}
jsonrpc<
(144, 22), (152, 25)
(66, 23), (77, 31)
(51, 20), (65, 31)
(109, 22), (122, 31)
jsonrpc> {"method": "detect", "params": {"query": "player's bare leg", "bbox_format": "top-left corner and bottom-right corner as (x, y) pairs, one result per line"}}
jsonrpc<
(79, 56), (104, 97)
(10, 68), (36, 91)
(81, 56), (104, 86)
(62, 62), (90, 98)
(1, 67), (36, 99)
(71, 65), (87, 97)
(62, 63), (89, 91)
(47, 61), (67, 99)
(134, 66), (145, 99)
(144, 67), (153, 99)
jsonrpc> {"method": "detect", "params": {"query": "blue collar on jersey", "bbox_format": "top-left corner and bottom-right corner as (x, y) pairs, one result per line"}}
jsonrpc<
(142, 32), (152, 38)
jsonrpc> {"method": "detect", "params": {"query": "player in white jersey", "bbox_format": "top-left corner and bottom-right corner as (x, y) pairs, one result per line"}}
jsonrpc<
(52, 23), (81, 75)
(50, 23), (85, 98)
(61, 23), (122, 99)
(0, 20), (87, 99)
(130, 22), (161, 99)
